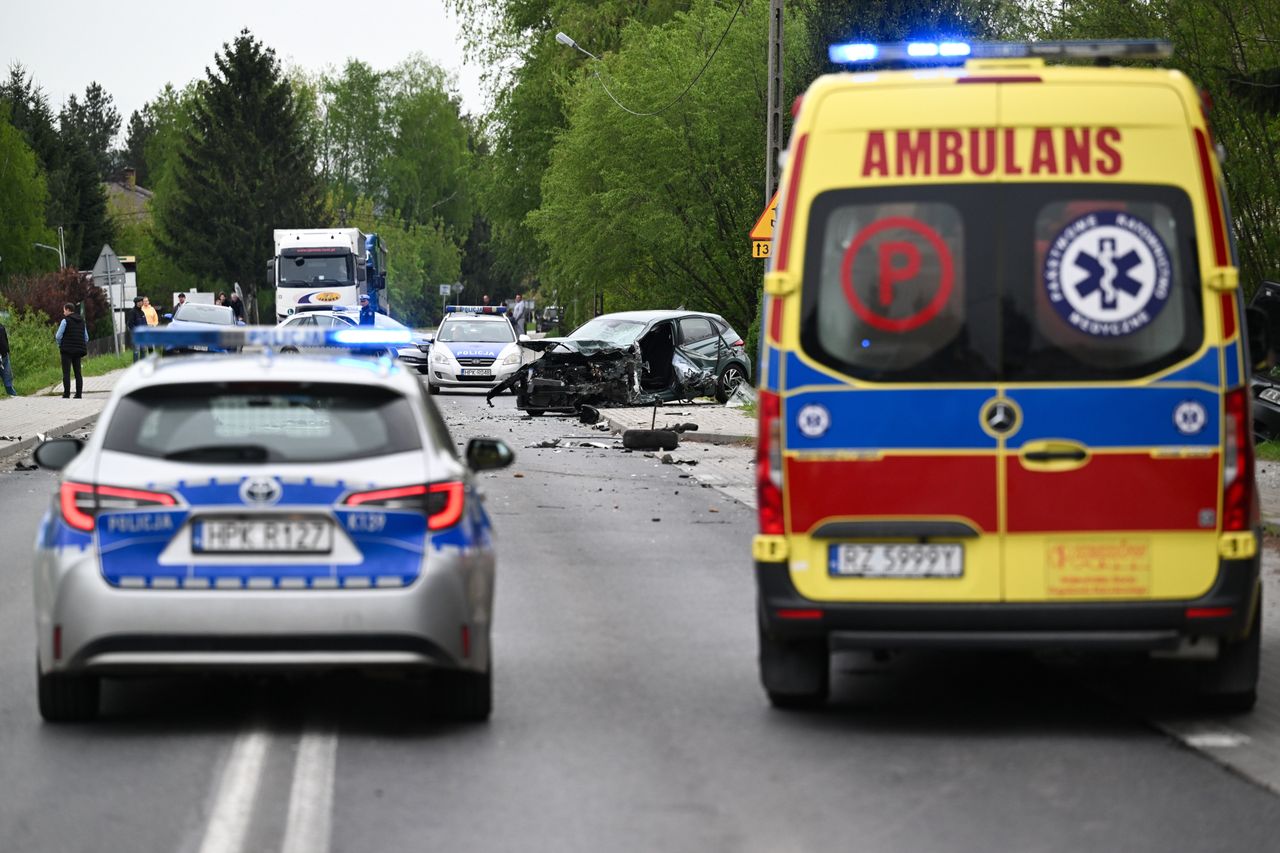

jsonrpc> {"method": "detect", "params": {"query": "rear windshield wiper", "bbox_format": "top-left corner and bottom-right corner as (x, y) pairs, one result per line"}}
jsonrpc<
(163, 444), (271, 462)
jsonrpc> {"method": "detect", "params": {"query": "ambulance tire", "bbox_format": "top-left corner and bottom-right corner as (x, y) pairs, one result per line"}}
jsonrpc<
(37, 665), (100, 723)
(758, 617), (829, 710)
(1195, 588), (1261, 713)
(438, 660), (492, 722)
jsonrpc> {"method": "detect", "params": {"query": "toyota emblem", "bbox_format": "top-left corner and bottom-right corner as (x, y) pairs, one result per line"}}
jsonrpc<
(239, 477), (283, 505)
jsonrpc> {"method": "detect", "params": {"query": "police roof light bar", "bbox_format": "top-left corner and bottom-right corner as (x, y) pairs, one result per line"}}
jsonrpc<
(828, 39), (1174, 65)
(131, 326), (412, 349)
(444, 304), (509, 315)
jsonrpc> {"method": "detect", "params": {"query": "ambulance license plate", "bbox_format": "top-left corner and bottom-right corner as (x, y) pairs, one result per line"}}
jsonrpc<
(1261, 388), (1280, 405)
(194, 519), (332, 554)
(460, 368), (492, 377)
(829, 543), (963, 578)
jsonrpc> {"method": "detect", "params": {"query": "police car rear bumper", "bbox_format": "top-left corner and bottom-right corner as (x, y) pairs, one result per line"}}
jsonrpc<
(36, 551), (491, 676)
(756, 553), (1260, 650)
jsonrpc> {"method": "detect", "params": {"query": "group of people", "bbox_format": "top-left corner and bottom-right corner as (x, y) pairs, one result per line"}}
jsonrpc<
(479, 293), (533, 335)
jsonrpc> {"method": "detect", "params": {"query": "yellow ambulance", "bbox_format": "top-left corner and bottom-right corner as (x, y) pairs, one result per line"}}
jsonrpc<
(754, 40), (1265, 710)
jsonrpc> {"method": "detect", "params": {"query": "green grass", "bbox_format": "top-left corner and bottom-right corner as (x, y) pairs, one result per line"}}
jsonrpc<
(14, 351), (132, 396)
(1256, 440), (1280, 462)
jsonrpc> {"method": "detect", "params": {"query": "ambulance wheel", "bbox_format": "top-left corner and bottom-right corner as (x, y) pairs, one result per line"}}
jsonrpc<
(758, 615), (829, 710)
(438, 661), (492, 722)
(1196, 588), (1261, 712)
(37, 665), (100, 723)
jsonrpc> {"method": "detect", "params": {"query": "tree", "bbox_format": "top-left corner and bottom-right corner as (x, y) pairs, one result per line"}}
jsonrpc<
(530, 0), (783, 334)
(155, 30), (324, 320)
(122, 109), (154, 186)
(318, 60), (389, 215)
(45, 137), (113, 270)
(0, 105), (52, 277)
(0, 64), (59, 172)
(60, 82), (121, 181)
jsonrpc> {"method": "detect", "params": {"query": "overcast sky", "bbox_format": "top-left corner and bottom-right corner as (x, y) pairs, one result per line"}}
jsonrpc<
(0, 0), (490, 137)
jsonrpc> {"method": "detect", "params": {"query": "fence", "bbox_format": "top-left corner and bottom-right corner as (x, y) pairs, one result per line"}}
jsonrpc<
(87, 331), (130, 357)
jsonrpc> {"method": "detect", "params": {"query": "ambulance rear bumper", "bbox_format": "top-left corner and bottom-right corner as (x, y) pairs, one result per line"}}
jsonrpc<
(756, 554), (1260, 650)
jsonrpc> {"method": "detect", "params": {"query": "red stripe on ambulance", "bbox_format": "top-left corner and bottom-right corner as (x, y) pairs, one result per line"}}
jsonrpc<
(785, 456), (998, 534)
(1006, 453), (1220, 532)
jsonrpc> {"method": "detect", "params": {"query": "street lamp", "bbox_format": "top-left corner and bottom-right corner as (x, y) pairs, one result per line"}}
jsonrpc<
(34, 242), (65, 269)
(556, 31), (599, 61)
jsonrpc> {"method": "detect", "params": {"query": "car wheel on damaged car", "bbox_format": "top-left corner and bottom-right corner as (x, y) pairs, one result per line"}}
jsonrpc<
(716, 363), (748, 404)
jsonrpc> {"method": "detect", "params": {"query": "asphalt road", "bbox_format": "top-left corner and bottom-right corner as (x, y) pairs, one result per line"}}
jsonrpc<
(2, 387), (1280, 852)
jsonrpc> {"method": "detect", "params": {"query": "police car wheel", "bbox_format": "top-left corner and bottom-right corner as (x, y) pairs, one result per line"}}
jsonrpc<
(1195, 588), (1261, 712)
(758, 617), (829, 710)
(438, 663), (492, 722)
(37, 666), (100, 723)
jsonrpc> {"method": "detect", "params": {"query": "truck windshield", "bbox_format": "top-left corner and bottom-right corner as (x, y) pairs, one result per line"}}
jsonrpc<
(279, 254), (353, 287)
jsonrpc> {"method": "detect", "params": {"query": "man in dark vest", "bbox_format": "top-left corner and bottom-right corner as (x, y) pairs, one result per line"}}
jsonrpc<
(55, 302), (89, 399)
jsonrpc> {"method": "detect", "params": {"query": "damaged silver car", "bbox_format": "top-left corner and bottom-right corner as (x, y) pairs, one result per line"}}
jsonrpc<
(486, 310), (752, 415)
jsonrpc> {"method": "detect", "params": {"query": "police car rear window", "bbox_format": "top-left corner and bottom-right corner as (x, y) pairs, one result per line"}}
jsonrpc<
(800, 184), (1202, 382)
(104, 383), (422, 463)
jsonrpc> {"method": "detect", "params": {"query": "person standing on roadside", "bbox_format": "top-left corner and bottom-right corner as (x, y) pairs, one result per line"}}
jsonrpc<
(229, 292), (246, 323)
(0, 317), (17, 396)
(128, 296), (149, 362)
(359, 293), (375, 326)
(55, 303), (88, 399)
(141, 296), (159, 327)
(174, 292), (187, 312)
(510, 293), (531, 335)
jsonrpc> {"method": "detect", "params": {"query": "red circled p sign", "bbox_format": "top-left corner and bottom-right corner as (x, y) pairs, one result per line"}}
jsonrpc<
(841, 217), (955, 333)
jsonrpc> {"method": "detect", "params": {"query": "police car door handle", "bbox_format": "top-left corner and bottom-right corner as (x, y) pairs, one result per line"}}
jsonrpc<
(1018, 440), (1089, 471)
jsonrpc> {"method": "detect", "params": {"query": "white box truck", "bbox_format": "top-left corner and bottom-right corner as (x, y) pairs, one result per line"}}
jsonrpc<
(267, 228), (368, 320)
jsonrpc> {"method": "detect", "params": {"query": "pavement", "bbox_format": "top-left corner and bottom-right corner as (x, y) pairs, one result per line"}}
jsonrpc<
(600, 400), (756, 445)
(0, 369), (129, 462)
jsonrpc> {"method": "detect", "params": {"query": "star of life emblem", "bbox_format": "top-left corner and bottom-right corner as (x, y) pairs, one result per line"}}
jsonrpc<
(1043, 211), (1172, 337)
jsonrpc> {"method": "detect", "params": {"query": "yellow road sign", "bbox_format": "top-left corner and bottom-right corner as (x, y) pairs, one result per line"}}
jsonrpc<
(750, 191), (778, 243)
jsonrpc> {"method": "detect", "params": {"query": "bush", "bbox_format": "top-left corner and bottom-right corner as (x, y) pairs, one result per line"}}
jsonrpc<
(0, 302), (59, 395)
(0, 267), (110, 330)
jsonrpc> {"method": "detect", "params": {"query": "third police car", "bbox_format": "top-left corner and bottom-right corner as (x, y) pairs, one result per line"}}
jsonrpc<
(425, 306), (525, 395)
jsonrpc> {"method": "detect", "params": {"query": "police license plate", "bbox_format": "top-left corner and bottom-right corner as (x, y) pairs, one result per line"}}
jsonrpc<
(1261, 388), (1280, 405)
(829, 543), (963, 578)
(194, 519), (333, 554)
(460, 368), (493, 377)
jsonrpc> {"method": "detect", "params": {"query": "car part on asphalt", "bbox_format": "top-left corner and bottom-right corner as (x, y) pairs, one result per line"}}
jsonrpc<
(622, 429), (679, 451)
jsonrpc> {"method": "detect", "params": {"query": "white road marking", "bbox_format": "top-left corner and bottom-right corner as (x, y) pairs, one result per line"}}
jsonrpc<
(281, 724), (339, 853)
(197, 727), (270, 853)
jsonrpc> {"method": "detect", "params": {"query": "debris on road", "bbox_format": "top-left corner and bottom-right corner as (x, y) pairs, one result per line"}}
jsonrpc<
(622, 429), (679, 451)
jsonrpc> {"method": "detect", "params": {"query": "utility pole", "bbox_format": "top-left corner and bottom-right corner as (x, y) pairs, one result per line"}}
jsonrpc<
(764, 0), (784, 204)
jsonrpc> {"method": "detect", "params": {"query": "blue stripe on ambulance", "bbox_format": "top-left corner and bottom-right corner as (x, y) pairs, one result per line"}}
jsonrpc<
(785, 388), (997, 450)
(1223, 340), (1241, 388)
(1006, 386), (1220, 448)
(784, 352), (846, 389)
(763, 346), (781, 393)
(1153, 348), (1219, 386)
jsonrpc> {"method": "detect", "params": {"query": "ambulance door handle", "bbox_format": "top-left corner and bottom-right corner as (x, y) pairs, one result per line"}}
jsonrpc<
(1018, 440), (1089, 471)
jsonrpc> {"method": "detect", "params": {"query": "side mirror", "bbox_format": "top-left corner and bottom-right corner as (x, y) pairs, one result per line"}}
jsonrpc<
(519, 334), (530, 342)
(33, 438), (84, 471)
(265, 258), (276, 287)
(1247, 306), (1271, 370)
(356, 264), (367, 283)
(465, 438), (514, 472)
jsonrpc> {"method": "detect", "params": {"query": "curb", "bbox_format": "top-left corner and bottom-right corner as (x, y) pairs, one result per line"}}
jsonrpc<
(0, 413), (100, 463)
(602, 414), (755, 447)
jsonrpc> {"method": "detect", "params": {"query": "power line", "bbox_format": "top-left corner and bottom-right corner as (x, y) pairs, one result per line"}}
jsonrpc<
(579, 0), (747, 118)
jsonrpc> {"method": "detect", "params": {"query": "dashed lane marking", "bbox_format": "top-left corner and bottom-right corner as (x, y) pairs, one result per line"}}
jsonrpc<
(197, 727), (270, 853)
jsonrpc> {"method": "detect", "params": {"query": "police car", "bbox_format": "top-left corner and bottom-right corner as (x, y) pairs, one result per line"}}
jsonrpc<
(426, 306), (524, 395)
(31, 325), (513, 722)
(755, 40), (1263, 711)
(276, 306), (431, 371)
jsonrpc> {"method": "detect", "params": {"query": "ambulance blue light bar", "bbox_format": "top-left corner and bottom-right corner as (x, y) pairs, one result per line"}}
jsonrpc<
(444, 304), (508, 315)
(131, 326), (412, 348)
(829, 39), (1173, 64)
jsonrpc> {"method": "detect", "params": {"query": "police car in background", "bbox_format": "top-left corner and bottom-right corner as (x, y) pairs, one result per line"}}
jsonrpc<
(276, 306), (432, 372)
(31, 325), (514, 722)
(425, 306), (524, 395)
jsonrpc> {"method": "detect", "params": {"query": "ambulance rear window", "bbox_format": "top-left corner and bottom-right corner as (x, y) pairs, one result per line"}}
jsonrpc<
(800, 184), (1202, 382)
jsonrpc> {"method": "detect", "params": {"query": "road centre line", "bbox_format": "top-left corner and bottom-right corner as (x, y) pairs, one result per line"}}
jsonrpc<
(281, 723), (339, 853)
(197, 726), (270, 853)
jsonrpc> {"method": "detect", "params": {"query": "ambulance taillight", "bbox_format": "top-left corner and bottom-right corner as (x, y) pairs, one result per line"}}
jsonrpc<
(1222, 387), (1255, 532)
(757, 390), (784, 535)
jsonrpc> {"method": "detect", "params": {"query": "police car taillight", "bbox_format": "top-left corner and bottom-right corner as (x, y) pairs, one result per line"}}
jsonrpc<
(757, 391), (785, 536)
(344, 482), (465, 530)
(59, 482), (177, 532)
(1222, 387), (1255, 532)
